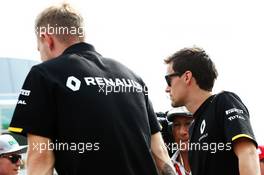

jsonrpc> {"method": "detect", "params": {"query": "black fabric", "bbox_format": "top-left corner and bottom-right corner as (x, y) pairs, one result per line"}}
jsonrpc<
(189, 91), (257, 175)
(9, 42), (161, 175)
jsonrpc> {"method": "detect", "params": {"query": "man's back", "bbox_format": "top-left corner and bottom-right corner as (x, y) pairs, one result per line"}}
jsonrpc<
(10, 42), (160, 175)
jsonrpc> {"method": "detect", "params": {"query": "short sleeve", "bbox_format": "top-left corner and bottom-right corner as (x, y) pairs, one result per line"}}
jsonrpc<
(8, 66), (56, 138)
(218, 92), (257, 147)
(145, 94), (161, 135)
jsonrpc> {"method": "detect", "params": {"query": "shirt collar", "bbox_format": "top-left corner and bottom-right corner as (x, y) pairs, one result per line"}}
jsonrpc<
(62, 42), (96, 55)
(193, 95), (215, 119)
(171, 149), (181, 163)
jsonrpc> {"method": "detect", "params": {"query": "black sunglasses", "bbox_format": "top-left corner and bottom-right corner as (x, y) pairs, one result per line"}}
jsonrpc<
(0, 154), (22, 164)
(165, 72), (181, 86)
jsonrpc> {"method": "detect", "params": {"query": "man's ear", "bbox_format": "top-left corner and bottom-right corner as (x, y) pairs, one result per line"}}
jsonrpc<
(184, 71), (193, 85)
(41, 33), (54, 50)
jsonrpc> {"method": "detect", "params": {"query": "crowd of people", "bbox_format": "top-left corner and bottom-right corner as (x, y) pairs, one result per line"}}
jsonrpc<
(0, 2), (262, 175)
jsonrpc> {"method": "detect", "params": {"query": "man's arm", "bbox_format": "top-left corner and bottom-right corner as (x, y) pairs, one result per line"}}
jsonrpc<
(151, 132), (176, 175)
(27, 134), (55, 175)
(233, 137), (261, 175)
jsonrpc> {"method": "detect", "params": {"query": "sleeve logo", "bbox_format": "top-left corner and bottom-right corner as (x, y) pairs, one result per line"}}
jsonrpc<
(17, 100), (26, 105)
(225, 108), (243, 115)
(20, 89), (31, 96)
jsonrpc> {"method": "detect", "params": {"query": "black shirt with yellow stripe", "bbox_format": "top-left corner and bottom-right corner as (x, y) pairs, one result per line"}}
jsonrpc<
(189, 91), (257, 175)
(8, 42), (161, 175)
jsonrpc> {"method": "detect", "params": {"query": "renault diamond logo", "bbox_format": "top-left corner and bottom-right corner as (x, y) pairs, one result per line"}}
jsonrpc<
(66, 76), (81, 91)
(200, 119), (206, 134)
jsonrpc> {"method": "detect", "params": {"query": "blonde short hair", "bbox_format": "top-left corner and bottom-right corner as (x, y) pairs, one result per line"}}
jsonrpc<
(35, 3), (85, 43)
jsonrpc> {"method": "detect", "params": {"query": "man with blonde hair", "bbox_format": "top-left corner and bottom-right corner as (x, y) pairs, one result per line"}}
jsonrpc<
(9, 3), (175, 175)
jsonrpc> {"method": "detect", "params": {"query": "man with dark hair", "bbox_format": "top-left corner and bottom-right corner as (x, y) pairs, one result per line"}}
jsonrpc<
(164, 47), (260, 175)
(8, 3), (175, 175)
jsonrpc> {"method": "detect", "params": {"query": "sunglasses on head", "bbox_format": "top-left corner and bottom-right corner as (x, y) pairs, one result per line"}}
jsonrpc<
(165, 72), (181, 86)
(0, 154), (22, 164)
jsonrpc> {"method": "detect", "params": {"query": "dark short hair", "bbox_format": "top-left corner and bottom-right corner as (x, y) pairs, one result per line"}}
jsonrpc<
(164, 47), (218, 91)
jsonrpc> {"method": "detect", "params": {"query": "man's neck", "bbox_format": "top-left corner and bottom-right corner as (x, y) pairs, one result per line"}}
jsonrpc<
(185, 89), (212, 114)
(59, 40), (83, 53)
(53, 37), (83, 58)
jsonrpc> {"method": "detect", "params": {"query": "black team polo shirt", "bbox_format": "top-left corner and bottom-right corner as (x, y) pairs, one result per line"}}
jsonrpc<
(189, 91), (257, 175)
(9, 42), (161, 175)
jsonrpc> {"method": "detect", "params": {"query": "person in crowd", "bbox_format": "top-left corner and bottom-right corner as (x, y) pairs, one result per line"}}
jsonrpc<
(164, 47), (260, 175)
(258, 145), (264, 175)
(167, 107), (193, 175)
(0, 134), (27, 175)
(8, 3), (175, 175)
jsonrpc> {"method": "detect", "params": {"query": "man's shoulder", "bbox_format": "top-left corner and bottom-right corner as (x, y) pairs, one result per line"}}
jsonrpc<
(214, 91), (242, 102)
(105, 57), (142, 79)
(34, 53), (79, 75)
(39, 55), (67, 67)
(89, 53), (145, 85)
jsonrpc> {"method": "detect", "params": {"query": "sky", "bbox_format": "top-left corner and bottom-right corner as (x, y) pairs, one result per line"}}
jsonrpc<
(0, 0), (263, 144)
